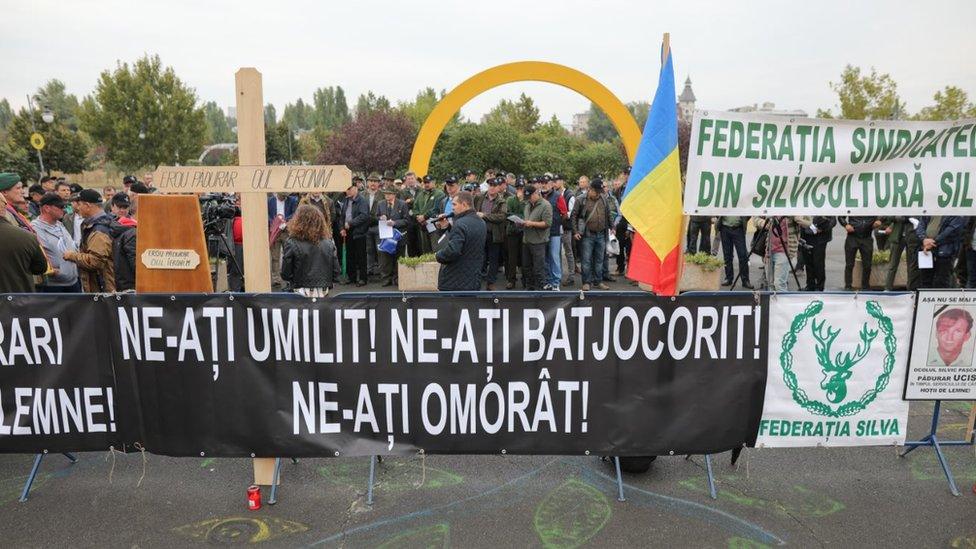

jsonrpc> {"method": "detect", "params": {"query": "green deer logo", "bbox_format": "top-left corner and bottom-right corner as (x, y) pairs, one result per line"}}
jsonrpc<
(810, 319), (879, 403)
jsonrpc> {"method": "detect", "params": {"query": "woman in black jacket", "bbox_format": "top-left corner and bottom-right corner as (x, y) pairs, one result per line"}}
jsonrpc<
(281, 205), (340, 297)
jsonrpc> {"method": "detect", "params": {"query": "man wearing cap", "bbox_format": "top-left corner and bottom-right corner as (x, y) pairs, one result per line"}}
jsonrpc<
(540, 175), (568, 290)
(373, 186), (410, 286)
(0, 174), (30, 227)
(429, 176), (460, 251)
(518, 184), (553, 291)
(40, 176), (56, 193)
(413, 175), (443, 255)
(474, 176), (509, 290)
(571, 178), (614, 291)
(505, 179), (527, 288)
(552, 174), (577, 286)
(62, 189), (115, 292)
(365, 174), (383, 276)
(31, 193), (80, 292)
(0, 204), (47, 294)
(435, 191), (486, 291)
(102, 186), (117, 214)
(27, 183), (45, 218)
(338, 183), (370, 286)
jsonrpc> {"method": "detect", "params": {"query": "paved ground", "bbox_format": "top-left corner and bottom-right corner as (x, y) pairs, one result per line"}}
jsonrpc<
(4, 225), (973, 548)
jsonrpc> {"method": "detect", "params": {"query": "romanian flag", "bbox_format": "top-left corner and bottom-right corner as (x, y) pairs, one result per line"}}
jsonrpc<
(620, 41), (683, 295)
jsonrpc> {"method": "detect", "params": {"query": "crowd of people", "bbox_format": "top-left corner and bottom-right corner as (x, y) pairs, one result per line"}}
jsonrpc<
(691, 213), (972, 292)
(260, 168), (635, 293)
(3, 167), (973, 296)
(0, 173), (147, 294)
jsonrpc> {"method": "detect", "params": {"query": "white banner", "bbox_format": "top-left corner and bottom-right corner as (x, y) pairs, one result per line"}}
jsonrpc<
(757, 294), (912, 447)
(683, 110), (976, 215)
(905, 290), (976, 400)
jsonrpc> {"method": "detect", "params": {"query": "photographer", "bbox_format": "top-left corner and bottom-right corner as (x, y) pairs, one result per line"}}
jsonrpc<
(753, 216), (811, 291)
(799, 216), (836, 291)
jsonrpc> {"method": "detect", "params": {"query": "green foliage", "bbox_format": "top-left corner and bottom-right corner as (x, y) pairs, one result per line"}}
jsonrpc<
(684, 252), (725, 271)
(818, 65), (902, 120)
(264, 103), (277, 126)
(586, 101), (650, 142)
(312, 86), (350, 131)
(7, 108), (90, 175)
(568, 141), (626, 182)
(914, 86), (976, 121)
(355, 91), (392, 118)
(429, 122), (526, 177)
(523, 127), (580, 179)
(398, 253), (437, 267)
(0, 140), (36, 182)
(265, 121), (299, 164)
(481, 93), (540, 133)
(281, 98), (313, 131)
(33, 80), (81, 131)
(0, 99), (12, 131)
(398, 87), (447, 129)
(202, 101), (234, 143)
(80, 54), (205, 170)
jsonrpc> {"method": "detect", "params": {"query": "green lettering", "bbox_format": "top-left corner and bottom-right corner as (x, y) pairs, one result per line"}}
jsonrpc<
(745, 122), (761, 159)
(761, 124), (777, 160)
(753, 175), (770, 208)
(778, 125), (794, 161)
(697, 118), (714, 156)
(939, 172), (953, 208)
(712, 119), (728, 157)
(698, 171), (716, 207)
(728, 121), (745, 158)
(851, 127), (866, 163)
(821, 127), (835, 162)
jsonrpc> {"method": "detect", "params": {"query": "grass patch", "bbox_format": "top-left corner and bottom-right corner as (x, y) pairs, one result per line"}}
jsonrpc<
(398, 253), (437, 267)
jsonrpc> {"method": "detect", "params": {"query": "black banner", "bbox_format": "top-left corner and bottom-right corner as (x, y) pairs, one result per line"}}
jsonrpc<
(1, 293), (768, 457)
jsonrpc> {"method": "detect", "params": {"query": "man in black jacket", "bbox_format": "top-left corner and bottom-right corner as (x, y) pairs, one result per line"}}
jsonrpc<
(338, 184), (370, 286)
(840, 216), (880, 290)
(799, 216), (836, 291)
(435, 191), (486, 291)
(881, 216), (921, 291)
(373, 186), (411, 286)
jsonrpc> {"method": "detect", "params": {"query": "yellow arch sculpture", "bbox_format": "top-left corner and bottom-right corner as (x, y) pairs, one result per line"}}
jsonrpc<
(408, 61), (642, 176)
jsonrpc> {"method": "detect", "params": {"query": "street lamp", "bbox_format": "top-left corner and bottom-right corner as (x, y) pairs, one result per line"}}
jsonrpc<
(41, 106), (54, 124)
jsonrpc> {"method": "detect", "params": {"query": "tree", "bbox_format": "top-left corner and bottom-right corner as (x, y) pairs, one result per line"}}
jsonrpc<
(264, 104), (277, 127)
(481, 93), (540, 133)
(266, 121), (299, 164)
(586, 101), (651, 142)
(33, 80), (82, 131)
(429, 122), (525, 177)
(281, 98), (313, 130)
(0, 140), (36, 182)
(0, 99), (13, 132)
(312, 86), (350, 131)
(914, 86), (976, 120)
(398, 87), (446, 128)
(569, 141), (627, 182)
(203, 101), (234, 143)
(522, 117), (580, 179)
(354, 92), (392, 118)
(7, 108), (90, 175)
(80, 55), (206, 170)
(817, 65), (902, 120)
(317, 110), (415, 174)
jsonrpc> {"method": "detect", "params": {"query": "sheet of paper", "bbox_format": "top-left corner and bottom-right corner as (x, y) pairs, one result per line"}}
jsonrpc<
(918, 250), (934, 269)
(378, 222), (394, 240)
(426, 220), (437, 233)
(507, 215), (524, 224)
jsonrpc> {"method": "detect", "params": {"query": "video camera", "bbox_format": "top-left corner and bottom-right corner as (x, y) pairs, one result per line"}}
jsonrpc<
(199, 193), (239, 235)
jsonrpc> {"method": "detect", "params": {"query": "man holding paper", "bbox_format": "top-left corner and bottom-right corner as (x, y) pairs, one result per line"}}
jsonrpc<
(373, 186), (411, 287)
(916, 216), (966, 288)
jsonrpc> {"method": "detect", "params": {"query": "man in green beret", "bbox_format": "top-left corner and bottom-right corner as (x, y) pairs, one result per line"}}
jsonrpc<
(0, 173), (48, 292)
(0, 172), (27, 227)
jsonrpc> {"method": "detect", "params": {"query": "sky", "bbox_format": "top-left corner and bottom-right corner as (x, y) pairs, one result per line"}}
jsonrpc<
(1, 0), (974, 125)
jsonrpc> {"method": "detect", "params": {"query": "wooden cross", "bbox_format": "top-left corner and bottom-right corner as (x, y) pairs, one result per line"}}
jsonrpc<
(150, 68), (351, 485)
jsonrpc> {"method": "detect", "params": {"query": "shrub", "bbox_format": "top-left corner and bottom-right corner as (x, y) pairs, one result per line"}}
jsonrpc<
(398, 253), (437, 267)
(684, 252), (724, 272)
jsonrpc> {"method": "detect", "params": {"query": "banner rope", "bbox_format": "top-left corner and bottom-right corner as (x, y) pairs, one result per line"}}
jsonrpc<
(134, 442), (148, 487)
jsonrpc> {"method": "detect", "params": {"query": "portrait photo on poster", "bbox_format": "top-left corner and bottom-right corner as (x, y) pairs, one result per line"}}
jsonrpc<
(905, 290), (976, 400)
(926, 306), (976, 368)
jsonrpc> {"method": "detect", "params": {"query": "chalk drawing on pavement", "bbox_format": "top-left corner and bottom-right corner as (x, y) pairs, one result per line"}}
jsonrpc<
(375, 522), (450, 549)
(680, 475), (845, 518)
(172, 517), (308, 544)
(533, 477), (611, 549)
(317, 460), (463, 495)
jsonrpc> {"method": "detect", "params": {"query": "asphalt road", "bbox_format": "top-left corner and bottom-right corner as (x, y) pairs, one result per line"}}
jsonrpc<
(3, 224), (973, 548)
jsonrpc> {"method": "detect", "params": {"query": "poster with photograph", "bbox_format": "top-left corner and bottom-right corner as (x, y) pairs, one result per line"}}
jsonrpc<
(905, 290), (976, 400)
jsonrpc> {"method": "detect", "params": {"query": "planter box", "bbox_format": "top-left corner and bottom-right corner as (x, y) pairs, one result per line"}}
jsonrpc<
(679, 263), (723, 292)
(851, 256), (907, 289)
(398, 262), (440, 291)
